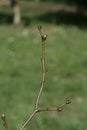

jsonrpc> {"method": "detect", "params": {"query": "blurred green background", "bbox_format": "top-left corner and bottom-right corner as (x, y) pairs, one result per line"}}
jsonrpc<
(0, 0), (87, 130)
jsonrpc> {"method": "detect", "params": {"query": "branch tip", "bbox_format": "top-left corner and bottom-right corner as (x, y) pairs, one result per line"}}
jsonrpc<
(1, 113), (6, 121)
(37, 25), (42, 31)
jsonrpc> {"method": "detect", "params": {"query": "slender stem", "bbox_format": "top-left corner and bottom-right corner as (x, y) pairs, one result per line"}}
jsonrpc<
(19, 110), (37, 130)
(3, 121), (11, 130)
(34, 41), (46, 110)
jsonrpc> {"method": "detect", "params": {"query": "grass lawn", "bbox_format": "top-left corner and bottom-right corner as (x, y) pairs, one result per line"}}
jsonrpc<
(0, 23), (87, 130)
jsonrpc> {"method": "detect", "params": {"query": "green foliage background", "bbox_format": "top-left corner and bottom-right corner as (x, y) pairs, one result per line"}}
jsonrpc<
(0, 1), (87, 130)
(0, 24), (87, 130)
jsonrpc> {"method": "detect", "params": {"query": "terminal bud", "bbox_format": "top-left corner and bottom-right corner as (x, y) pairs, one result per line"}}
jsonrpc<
(1, 113), (6, 121)
(42, 34), (47, 42)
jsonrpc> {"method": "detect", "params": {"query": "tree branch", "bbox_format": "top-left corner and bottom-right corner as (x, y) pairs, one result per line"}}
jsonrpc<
(1, 25), (71, 130)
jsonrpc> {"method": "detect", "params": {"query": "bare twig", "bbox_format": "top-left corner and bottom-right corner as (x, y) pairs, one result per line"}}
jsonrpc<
(1, 25), (71, 130)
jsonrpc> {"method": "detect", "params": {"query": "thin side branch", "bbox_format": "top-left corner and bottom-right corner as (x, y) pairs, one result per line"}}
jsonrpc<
(37, 99), (71, 113)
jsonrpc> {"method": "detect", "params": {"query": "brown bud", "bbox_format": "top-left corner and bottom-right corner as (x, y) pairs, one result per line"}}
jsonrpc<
(1, 113), (6, 121)
(37, 25), (42, 30)
(66, 99), (71, 104)
(57, 107), (62, 112)
(42, 34), (47, 42)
